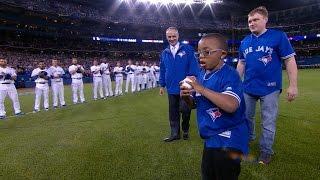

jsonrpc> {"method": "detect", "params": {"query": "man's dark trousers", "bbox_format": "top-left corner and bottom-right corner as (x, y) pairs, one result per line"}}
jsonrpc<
(168, 94), (191, 137)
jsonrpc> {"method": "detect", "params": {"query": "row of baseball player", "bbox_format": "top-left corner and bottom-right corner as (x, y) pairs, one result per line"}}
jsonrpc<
(0, 57), (160, 119)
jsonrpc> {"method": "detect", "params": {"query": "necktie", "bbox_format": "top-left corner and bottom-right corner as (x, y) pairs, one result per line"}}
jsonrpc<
(171, 46), (176, 57)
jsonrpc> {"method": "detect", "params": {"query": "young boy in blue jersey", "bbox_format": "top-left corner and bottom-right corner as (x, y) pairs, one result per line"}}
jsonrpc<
(181, 33), (249, 179)
(237, 6), (298, 164)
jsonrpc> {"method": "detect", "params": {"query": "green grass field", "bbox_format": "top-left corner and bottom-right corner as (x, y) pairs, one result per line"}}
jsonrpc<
(0, 69), (319, 179)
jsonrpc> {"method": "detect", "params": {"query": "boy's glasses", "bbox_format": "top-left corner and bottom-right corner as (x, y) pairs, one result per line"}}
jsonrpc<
(194, 49), (223, 59)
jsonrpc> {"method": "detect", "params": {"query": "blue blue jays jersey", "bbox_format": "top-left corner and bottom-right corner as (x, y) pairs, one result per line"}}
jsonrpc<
(195, 64), (249, 154)
(239, 29), (296, 96)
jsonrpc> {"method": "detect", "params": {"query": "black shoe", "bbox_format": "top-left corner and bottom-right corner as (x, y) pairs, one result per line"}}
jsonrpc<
(183, 133), (189, 140)
(163, 136), (180, 142)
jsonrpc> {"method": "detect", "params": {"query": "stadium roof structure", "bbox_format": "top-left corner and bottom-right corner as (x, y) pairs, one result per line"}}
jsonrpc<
(82, 0), (319, 11)
(92, 0), (320, 20)
(120, 0), (223, 4)
(1, 0), (319, 30)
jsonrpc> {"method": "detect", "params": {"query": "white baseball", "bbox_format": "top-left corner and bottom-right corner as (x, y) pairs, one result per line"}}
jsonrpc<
(181, 77), (193, 89)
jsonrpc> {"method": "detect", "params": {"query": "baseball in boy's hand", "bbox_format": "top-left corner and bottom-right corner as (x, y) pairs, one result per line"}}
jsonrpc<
(181, 77), (193, 89)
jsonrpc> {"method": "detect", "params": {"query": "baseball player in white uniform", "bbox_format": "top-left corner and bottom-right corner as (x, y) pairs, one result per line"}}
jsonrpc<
(0, 57), (23, 119)
(100, 59), (113, 97)
(113, 61), (124, 96)
(48, 59), (66, 108)
(31, 61), (50, 112)
(90, 59), (104, 100)
(134, 61), (142, 92)
(141, 61), (149, 90)
(125, 59), (136, 93)
(152, 62), (160, 87)
(68, 58), (85, 104)
(148, 63), (156, 88)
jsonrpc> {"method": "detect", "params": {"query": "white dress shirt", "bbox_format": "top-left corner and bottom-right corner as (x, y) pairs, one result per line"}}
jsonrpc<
(170, 42), (180, 57)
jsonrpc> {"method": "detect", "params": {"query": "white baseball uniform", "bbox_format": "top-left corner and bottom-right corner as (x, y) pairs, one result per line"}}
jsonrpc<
(31, 68), (50, 111)
(125, 64), (136, 93)
(100, 63), (113, 97)
(90, 65), (104, 100)
(153, 65), (160, 86)
(141, 66), (149, 90)
(134, 65), (142, 92)
(148, 66), (156, 88)
(113, 66), (124, 96)
(0, 66), (22, 117)
(68, 64), (85, 104)
(48, 65), (65, 107)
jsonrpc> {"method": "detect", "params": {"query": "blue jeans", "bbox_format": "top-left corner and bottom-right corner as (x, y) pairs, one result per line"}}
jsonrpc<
(244, 91), (280, 155)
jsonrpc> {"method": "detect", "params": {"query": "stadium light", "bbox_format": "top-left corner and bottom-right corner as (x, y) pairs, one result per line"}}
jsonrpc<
(142, 39), (164, 43)
(317, 34), (320, 38)
(184, 0), (194, 5)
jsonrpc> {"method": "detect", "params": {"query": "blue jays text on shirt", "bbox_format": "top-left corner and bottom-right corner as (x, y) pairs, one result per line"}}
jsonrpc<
(243, 46), (273, 59)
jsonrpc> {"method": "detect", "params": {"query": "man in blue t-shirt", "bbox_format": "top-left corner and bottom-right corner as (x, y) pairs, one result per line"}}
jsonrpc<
(181, 33), (249, 179)
(159, 27), (199, 142)
(237, 6), (298, 165)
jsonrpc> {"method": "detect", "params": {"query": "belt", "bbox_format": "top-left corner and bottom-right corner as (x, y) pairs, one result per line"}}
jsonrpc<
(103, 73), (110, 75)
(1, 82), (11, 84)
(93, 76), (102, 78)
(37, 82), (47, 84)
(72, 78), (82, 79)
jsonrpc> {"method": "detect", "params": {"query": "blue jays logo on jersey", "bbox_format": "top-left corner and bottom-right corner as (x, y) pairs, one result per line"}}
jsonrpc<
(258, 54), (272, 66)
(177, 51), (186, 58)
(206, 108), (222, 122)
